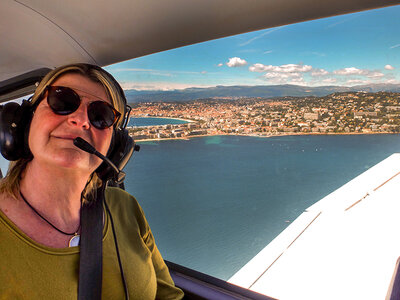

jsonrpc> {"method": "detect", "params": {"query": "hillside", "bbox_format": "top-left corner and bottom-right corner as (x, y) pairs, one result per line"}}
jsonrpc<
(125, 83), (400, 103)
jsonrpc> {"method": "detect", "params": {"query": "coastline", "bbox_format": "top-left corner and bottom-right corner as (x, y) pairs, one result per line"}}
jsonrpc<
(135, 131), (398, 142)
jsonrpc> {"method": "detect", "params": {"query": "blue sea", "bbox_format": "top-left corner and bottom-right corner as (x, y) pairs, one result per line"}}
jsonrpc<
(123, 133), (400, 280)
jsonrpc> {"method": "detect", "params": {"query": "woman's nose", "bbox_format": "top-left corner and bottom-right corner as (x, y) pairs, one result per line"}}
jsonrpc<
(67, 103), (90, 130)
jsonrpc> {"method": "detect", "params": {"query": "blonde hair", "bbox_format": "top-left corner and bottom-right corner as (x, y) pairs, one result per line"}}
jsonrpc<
(0, 63), (127, 201)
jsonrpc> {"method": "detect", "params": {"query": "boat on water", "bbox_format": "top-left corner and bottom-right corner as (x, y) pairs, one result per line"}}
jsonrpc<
(1, 0), (400, 299)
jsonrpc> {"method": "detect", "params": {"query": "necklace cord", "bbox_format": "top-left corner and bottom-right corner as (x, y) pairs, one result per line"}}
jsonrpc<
(19, 191), (80, 236)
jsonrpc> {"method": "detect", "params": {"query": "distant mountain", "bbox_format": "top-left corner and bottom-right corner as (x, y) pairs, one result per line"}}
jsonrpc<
(352, 83), (400, 93)
(125, 83), (400, 103)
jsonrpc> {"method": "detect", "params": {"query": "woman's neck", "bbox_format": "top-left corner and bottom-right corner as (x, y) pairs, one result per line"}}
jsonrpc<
(19, 160), (90, 229)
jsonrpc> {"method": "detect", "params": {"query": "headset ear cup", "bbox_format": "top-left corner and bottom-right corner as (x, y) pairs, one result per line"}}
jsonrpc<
(0, 100), (33, 161)
(95, 128), (134, 182)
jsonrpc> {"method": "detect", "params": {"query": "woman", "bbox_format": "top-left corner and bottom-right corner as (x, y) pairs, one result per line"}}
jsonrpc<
(0, 63), (184, 299)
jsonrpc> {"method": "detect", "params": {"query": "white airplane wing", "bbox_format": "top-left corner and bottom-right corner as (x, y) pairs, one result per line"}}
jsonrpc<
(229, 153), (400, 300)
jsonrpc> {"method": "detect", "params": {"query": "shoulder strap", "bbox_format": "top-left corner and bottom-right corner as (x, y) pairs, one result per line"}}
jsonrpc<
(78, 186), (104, 300)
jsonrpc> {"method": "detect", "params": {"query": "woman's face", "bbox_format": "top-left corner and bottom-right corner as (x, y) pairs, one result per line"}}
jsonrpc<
(28, 73), (114, 174)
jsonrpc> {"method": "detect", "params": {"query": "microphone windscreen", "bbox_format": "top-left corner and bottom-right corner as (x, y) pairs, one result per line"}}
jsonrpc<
(73, 137), (97, 154)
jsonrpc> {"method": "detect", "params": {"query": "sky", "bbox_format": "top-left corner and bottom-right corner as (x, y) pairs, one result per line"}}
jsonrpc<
(106, 5), (400, 91)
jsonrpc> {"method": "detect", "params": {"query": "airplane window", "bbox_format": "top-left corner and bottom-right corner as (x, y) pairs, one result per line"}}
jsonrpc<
(106, 4), (400, 282)
(0, 156), (9, 177)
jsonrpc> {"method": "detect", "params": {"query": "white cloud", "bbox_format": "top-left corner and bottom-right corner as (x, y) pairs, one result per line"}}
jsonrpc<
(333, 67), (364, 75)
(289, 78), (306, 85)
(311, 68), (329, 76)
(262, 76), (306, 85)
(263, 50), (273, 54)
(264, 72), (301, 79)
(280, 64), (312, 73)
(201, 71), (207, 74)
(322, 78), (337, 84)
(366, 71), (384, 78)
(246, 63), (393, 86)
(217, 63), (223, 67)
(262, 72), (306, 85)
(385, 79), (400, 84)
(333, 67), (383, 78)
(390, 44), (400, 49)
(249, 63), (269, 72)
(227, 57), (248, 67)
(346, 79), (370, 86)
(249, 63), (313, 85)
(249, 63), (312, 73)
(385, 64), (395, 70)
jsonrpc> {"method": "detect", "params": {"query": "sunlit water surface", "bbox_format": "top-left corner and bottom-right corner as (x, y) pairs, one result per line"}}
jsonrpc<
(124, 133), (400, 280)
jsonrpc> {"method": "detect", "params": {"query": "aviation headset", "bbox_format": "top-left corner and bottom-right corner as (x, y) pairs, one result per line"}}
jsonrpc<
(0, 64), (135, 182)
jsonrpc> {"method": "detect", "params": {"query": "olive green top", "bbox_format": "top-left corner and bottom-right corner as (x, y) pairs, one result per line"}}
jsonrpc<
(0, 187), (184, 300)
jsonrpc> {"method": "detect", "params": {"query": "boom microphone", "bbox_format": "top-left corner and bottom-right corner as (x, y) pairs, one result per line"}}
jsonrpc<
(73, 137), (126, 183)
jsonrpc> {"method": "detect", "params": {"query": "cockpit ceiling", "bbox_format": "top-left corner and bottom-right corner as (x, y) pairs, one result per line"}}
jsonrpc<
(1, 0), (400, 84)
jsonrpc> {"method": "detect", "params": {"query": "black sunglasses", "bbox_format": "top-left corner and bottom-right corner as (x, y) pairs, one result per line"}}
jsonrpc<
(45, 86), (121, 130)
